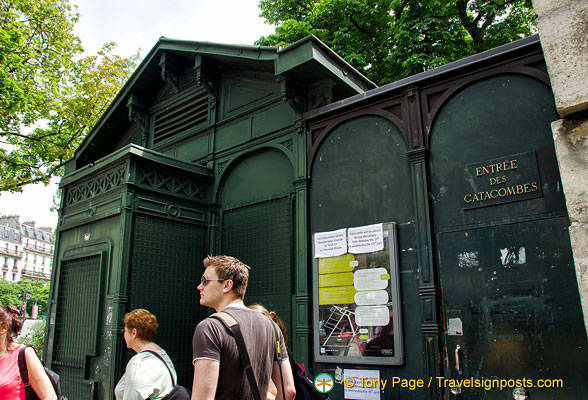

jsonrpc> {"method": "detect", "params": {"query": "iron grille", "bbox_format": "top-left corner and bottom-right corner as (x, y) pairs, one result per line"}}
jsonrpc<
(153, 91), (209, 144)
(220, 196), (293, 343)
(127, 214), (206, 387)
(52, 255), (101, 400)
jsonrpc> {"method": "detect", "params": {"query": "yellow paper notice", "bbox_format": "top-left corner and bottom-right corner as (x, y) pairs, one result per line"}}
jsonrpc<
(319, 272), (354, 288)
(318, 254), (356, 274)
(319, 286), (357, 305)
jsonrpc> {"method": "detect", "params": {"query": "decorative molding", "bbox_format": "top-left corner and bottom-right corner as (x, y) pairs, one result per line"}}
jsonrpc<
(294, 120), (304, 136)
(128, 108), (148, 131)
(159, 52), (180, 93)
(419, 285), (437, 296)
(134, 197), (206, 223)
(65, 166), (126, 206)
(106, 294), (128, 304)
(294, 326), (311, 335)
(279, 77), (302, 114)
(165, 204), (180, 217)
(281, 138), (293, 153)
(217, 160), (229, 175)
(137, 166), (207, 200)
(127, 93), (151, 147)
(194, 55), (216, 102)
(307, 78), (336, 109)
(421, 323), (440, 334)
(404, 86), (424, 149)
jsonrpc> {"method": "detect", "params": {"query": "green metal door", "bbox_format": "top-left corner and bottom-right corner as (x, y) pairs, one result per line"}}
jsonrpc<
(218, 150), (295, 339)
(309, 115), (424, 399)
(438, 218), (587, 398)
(126, 214), (207, 387)
(220, 196), (293, 336)
(52, 253), (105, 399)
(429, 74), (588, 398)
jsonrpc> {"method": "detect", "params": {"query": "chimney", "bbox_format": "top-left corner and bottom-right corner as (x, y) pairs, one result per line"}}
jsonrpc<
(0, 215), (20, 229)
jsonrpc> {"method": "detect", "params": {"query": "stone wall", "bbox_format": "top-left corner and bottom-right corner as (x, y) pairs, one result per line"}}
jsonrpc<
(533, 0), (588, 332)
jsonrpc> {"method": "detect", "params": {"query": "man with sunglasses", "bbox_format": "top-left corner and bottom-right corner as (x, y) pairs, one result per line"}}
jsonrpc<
(191, 255), (296, 400)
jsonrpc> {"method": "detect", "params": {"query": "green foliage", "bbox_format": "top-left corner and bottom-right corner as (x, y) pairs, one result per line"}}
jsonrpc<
(257, 0), (536, 85)
(17, 319), (46, 358)
(0, 0), (82, 130)
(0, 0), (139, 192)
(0, 279), (21, 307)
(0, 279), (50, 317)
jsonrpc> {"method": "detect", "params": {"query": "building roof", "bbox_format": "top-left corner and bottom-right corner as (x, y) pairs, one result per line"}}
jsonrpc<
(0, 224), (21, 243)
(303, 34), (543, 120)
(21, 224), (52, 243)
(73, 36), (376, 168)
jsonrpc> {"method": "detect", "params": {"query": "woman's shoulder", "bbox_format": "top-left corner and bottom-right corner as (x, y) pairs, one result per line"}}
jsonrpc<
(22, 344), (38, 358)
(125, 352), (157, 374)
(128, 351), (154, 363)
(129, 350), (169, 366)
(126, 351), (172, 378)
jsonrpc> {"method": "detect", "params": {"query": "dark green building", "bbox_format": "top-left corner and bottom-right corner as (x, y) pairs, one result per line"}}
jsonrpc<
(46, 35), (587, 399)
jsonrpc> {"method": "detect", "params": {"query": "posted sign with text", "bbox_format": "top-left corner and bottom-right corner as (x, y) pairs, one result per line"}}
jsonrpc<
(312, 222), (404, 366)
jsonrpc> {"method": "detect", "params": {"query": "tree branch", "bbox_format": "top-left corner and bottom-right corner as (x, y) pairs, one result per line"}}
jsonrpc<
(0, 153), (36, 168)
(0, 129), (77, 148)
(393, 0), (410, 21)
(348, 12), (371, 35)
(455, 0), (484, 45)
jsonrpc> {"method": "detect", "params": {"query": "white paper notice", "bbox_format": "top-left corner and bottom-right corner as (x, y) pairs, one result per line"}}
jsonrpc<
(354, 268), (389, 291)
(447, 318), (463, 336)
(355, 290), (389, 306)
(314, 228), (347, 258)
(355, 305), (390, 326)
(344, 369), (382, 400)
(348, 223), (384, 254)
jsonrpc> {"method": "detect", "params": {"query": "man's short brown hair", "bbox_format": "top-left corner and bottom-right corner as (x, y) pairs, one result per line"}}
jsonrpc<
(123, 308), (158, 342)
(203, 255), (250, 299)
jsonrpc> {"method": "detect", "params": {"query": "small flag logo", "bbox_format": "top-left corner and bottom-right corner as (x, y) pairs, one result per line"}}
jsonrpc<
(314, 373), (334, 394)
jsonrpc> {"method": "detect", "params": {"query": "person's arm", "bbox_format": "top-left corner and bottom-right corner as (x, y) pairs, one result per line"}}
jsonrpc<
(266, 378), (278, 400)
(25, 347), (57, 400)
(191, 359), (219, 400)
(271, 359), (296, 400)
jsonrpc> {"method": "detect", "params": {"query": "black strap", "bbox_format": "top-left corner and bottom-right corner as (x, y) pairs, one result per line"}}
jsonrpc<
(18, 346), (38, 400)
(210, 312), (262, 400)
(143, 350), (176, 386)
(17, 346), (30, 386)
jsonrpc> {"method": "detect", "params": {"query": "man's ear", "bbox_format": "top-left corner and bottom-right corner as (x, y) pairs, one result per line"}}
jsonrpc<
(223, 279), (234, 294)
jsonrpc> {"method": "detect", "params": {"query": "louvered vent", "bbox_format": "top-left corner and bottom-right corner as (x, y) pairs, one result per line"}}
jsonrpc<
(154, 91), (209, 144)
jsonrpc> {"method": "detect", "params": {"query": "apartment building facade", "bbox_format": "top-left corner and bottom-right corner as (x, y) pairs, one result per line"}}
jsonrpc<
(0, 216), (53, 282)
(0, 218), (23, 281)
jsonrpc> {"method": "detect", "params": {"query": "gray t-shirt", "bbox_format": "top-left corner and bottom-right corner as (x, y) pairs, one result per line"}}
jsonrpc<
(192, 307), (287, 399)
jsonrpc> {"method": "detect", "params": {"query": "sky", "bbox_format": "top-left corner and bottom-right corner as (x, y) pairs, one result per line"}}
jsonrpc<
(0, 0), (275, 228)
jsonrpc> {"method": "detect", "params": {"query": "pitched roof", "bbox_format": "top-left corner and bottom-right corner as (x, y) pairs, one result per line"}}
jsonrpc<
(73, 36), (376, 167)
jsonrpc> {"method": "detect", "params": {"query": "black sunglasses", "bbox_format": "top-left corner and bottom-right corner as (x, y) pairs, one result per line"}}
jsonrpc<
(200, 276), (227, 286)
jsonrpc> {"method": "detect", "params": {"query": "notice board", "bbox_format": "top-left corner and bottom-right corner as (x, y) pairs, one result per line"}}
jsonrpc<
(312, 222), (403, 365)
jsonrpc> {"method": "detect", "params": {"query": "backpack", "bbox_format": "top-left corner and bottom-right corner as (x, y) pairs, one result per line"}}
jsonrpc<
(289, 356), (331, 400)
(17, 346), (67, 400)
(143, 350), (191, 400)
